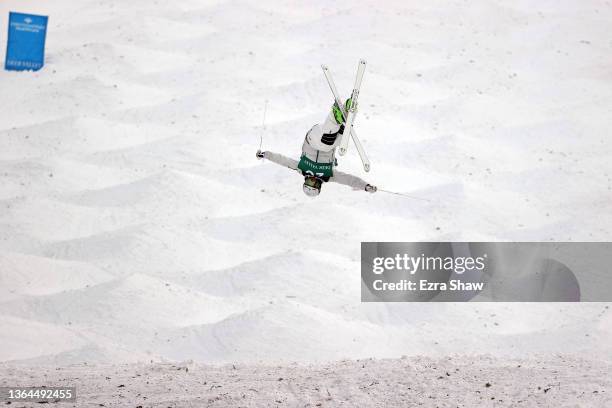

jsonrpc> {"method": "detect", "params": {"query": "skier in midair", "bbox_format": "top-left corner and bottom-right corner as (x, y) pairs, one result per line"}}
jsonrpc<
(256, 101), (377, 197)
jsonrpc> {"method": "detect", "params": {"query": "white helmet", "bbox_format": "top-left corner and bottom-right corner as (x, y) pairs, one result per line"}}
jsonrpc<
(303, 176), (322, 197)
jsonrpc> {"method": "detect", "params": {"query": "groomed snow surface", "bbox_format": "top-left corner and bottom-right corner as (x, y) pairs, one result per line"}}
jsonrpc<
(1, 356), (611, 407)
(0, 0), (611, 406)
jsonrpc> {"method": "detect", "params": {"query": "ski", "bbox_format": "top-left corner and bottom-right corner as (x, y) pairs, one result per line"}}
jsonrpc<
(321, 62), (371, 172)
(321, 64), (346, 122)
(350, 128), (370, 172)
(339, 60), (366, 157)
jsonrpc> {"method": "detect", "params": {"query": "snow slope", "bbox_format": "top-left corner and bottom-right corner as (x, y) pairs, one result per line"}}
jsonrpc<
(1, 357), (611, 407)
(0, 0), (611, 366)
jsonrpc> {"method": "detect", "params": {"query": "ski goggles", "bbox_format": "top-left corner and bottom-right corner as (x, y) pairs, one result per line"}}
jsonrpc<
(304, 176), (322, 189)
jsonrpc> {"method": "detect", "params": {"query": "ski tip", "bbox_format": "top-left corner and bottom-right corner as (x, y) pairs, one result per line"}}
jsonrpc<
(359, 59), (367, 65)
(364, 164), (370, 172)
(321, 64), (328, 70)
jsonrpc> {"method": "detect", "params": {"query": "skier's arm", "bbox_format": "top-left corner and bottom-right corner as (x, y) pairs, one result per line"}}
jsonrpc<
(257, 150), (299, 171)
(330, 170), (376, 192)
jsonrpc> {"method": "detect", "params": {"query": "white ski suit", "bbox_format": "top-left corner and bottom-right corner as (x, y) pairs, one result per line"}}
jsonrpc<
(301, 111), (343, 166)
(259, 110), (375, 192)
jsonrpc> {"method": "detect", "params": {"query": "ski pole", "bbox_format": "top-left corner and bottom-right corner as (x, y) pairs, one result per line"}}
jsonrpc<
(377, 188), (432, 202)
(259, 100), (268, 151)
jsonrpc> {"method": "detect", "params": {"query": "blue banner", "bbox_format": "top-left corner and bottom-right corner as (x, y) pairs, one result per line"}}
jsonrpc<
(5, 12), (48, 71)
